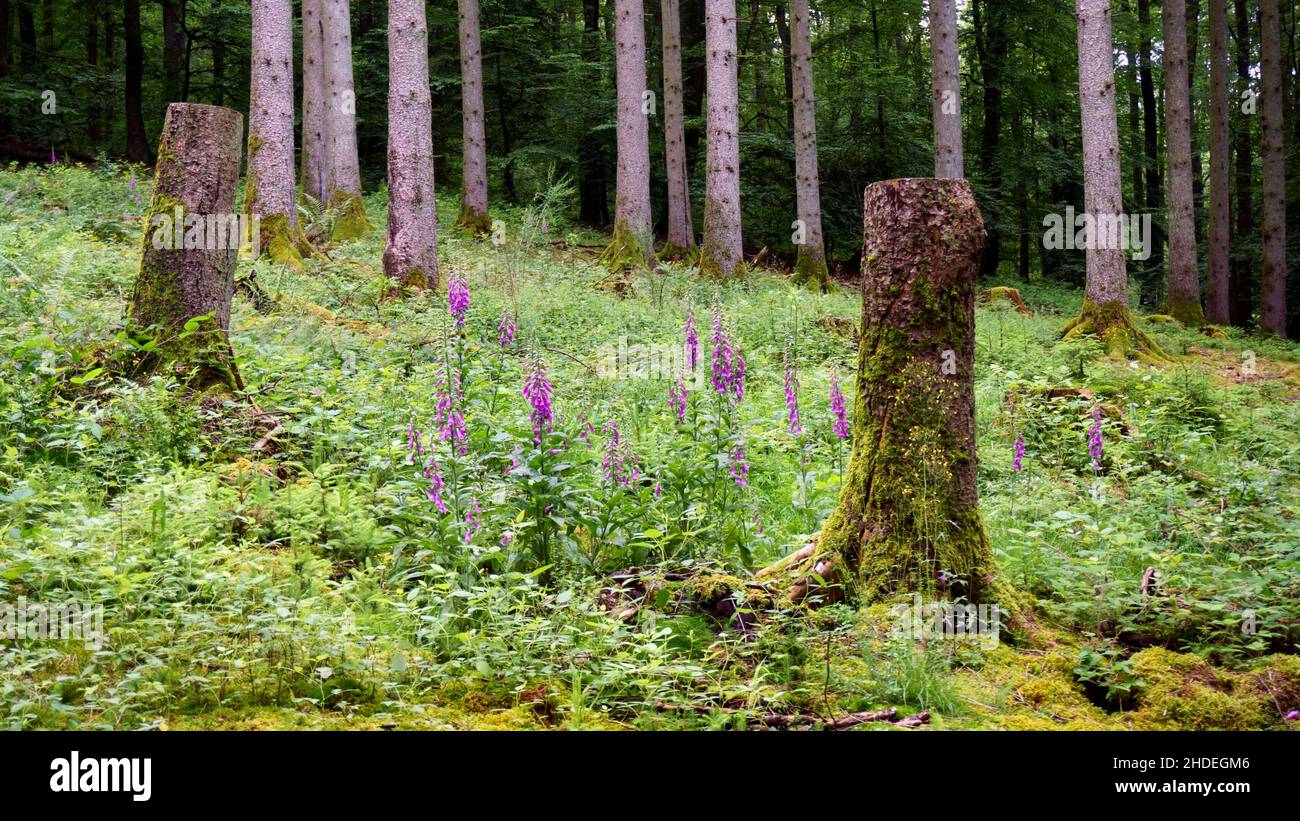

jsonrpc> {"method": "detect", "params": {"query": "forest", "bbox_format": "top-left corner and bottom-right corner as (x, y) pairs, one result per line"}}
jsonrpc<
(0, 0), (1297, 737)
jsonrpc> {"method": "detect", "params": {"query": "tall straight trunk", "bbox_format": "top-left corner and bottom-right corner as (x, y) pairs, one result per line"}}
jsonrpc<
(789, 0), (827, 290)
(1187, 0), (1205, 242)
(661, 0), (694, 252)
(1163, 0), (1204, 324)
(457, 0), (491, 232)
(162, 0), (186, 103)
(1137, 0), (1163, 302)
(700, 0), (743, 277)
(248, 0), (302, 266)
(1258, 0), (1288, 336)
(1067, 0), (1169, 360)
(1125, 10), (1145, 208)
(129, 103), (245, 391)
(384, 0), (439, 289)
(322, 0), (370, 239)
(795, 178), (1006, 606)
(17, 1), (33, 66)
(1206, 0), (1232, 323)
(773, 2), (794, 134)
(123, 0), (150, 163)
(301, 0), (327, 202)
(1230, 0), (1253, 326)
(976, 0), (1009, 279)
(929, 0), (963, 178)
(578, 0), (610, 226)
(603, 0), (655, 269)
(0, 0), (9, 78)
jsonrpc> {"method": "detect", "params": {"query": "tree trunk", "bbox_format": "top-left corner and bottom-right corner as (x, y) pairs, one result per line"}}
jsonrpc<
(578, 0), (610, 226)
(602, 0), (655, 270)
(1066, 0), (1169, 361)
(789, 0), (827, 290)
(322, 0), (371, 239)
(1137, 0), (1163, 306)
(301, 0), (328, 202)
(162, 0), (186, 103)
(781, 178), (1006, 605)
(1230, 0), (1253, 327)
(928, 0), (963, 178)
(773, 2), (793, 134)
(124, 0), (150, 163)
(1187, 0), (1205, 243)
(661, 0), (693, 253)
(383, 0), (439, 290)
(700, 0), (743, 278)
(1258, 0), (1288, 336)
(1162, 0), (1204, 324)
(128, 103), (245, 391)
(1206, 0), (1232, 323)
(248, 0), (303, 268)
(457, 0), (491, 233)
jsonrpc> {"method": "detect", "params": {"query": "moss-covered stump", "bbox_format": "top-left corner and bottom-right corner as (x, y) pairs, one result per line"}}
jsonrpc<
(1164, 298), (1205, 328)
(658, 241), (695, 263)
(1061, 298), (1174, 364)
(329, 190), (373, 242)
(800, 178), (1015, 610)
(258, 212), (307, 270)
(978, 285), (1033, 315)
(127, 103), (245, 392)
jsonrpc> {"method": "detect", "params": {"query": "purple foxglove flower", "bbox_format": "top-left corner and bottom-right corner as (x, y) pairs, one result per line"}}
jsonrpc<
(729, 443), (749, 486)
(522, 359), (554, 443)
(425, 462), (449, 514)
(497, 312), (516, 348)
(464, 497), (481, 544)
(448, 276), (470, 328)
(1087, 406), (1104, 469)
(684, 309), (699, 371)
(669, 376), (687, 423)
(1013, 433), (1025, 473)
(829, 371), (849, 440)
(784, 348), (802, 436)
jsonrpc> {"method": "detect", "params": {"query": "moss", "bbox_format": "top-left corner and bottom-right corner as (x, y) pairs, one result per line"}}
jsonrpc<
(329, 191), (373, 242)
(979, 286), (1033, 315)
(658, 241), (695, 263)
(456, 204), (493, 236)
(1127, 647), (1270, 730)
(260, 212), (306, 270)
(792, 245), (830, 292)
(598, 222), (655, 273)
(1165, 297), (1205, 327)
(1061, 298), (1174, 364)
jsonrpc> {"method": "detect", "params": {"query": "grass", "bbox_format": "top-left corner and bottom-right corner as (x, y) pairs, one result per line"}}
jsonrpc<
(1, 161), (1298, 731)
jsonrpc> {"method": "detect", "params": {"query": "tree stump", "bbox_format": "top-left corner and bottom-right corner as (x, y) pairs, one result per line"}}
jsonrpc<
(788, 178), (1007, 604)
(128, 102), (245, 391)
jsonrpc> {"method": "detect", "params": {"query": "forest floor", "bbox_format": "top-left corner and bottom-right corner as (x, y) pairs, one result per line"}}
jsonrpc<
(2, 163), (1299, 731)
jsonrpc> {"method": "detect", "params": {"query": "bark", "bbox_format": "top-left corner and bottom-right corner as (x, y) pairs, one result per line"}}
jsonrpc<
(603, 0), (655, 270)
(301, 0), (328, 202)
(1162, 0), (1204, 324)
(383, 0), (439, 290)
(578, 0), (610, 226)
(1259, 0), (1288, 336)
(1230, 0), (1253, 327)
(928, 0), (963, 179)
(661, 0), (694, 253)
(322, 0), (370, 239)
(773, 2), (793, 134)
(1206, 0), (1232, 323)
(700, 0), (743, 278)
(787, 178), (1006, 605)
(128, 103), (245, 391)
(1187, 0), (1205, 241)
(162, 0), (186, 103)
(1067, 0), (1169, 361)
(457, 0), (491, 233)
(248, 0), (302, 268)
(789, 0), (827, 291)
(124, 0), (150, 163)
(1137, 0), (1164, 301)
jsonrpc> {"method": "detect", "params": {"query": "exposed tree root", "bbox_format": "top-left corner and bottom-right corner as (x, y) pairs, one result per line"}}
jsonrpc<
(1060, 299), (1174, 364)
(978, 286), (1033, 315)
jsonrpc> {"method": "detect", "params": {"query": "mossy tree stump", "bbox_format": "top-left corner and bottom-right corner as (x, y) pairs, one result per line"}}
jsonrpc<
(128, 103), (245, 392)
(770, 178), (1009, 606)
